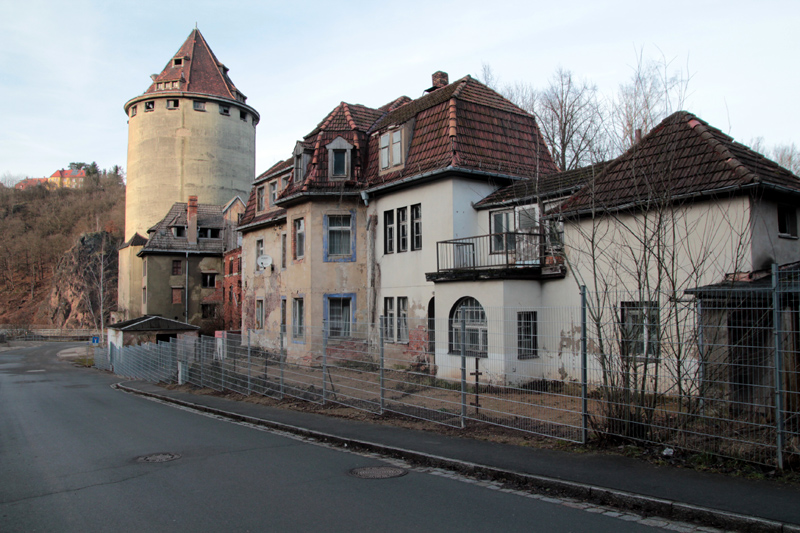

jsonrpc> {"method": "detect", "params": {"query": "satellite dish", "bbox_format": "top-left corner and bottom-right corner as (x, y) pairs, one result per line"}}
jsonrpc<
(257, 255), (273, 269)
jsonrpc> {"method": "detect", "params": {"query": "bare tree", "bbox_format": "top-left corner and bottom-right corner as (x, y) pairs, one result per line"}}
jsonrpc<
(608, 48), (692, 152)
(535, 68), (608, 170)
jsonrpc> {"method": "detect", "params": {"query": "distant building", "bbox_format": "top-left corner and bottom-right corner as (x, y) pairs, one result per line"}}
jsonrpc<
(14, 178), (49, 190)
(48, 168), (85, 188)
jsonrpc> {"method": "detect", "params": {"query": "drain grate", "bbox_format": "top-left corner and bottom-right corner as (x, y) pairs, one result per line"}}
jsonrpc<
(137, 453), (181, 463)
(349, 466), (408, 479)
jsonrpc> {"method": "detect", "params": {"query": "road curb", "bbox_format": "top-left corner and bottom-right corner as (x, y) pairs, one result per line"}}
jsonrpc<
(115, 381), (796, 533)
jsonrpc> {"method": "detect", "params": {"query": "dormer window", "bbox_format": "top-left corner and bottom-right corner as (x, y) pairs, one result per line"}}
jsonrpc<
(166, 99), (179, 109)
(294, 142), (312, 184)
(198, 228), (221, 239)
(326, 136), (354, 180)
(269, 180), (278, 206)
(173, 58), (183, 67)
(380, 129), (404, 170)
(256, 186), (265, 212)
(144, 101), (155, 112)
(172, 226), (186, 238)
(156, 82), (164, 90)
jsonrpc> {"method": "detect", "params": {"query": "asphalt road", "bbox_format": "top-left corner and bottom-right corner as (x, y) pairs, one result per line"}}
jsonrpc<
(0, 343), (671, 532)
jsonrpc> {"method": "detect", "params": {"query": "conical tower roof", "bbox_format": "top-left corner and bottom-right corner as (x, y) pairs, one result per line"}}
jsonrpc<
(143, 28), (247, 103)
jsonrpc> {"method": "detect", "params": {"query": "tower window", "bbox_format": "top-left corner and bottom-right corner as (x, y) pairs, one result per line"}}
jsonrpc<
(166, 99), (179, 110)
(193, 101), (206, 111)
(219, 104), (230, 116)
(130, 105), (137, 117)
(144, 101), (155, 112)
(240, 110), (247, 122)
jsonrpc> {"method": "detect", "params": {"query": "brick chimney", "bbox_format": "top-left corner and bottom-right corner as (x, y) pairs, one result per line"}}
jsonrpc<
(425, 71), (449, 93)
(187, 196), (198, 245)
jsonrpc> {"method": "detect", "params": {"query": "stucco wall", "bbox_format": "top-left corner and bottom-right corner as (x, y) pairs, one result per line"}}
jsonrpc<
(125, 95), (256, 240)
(750, 196), (800, 270)
(117, 244), (143, 321)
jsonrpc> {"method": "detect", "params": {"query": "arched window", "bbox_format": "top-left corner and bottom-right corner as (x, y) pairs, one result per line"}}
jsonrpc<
(448, 297), (487, 357)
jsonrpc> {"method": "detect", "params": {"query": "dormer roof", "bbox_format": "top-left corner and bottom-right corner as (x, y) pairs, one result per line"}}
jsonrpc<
(143, 29), (246, 103)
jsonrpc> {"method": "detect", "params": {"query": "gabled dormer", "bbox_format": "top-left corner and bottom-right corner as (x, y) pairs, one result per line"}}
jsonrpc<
(294, 141), (312, 184)
(326, 136), (354, 180)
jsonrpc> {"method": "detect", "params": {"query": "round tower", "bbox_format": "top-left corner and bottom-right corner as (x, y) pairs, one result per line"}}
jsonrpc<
(122, 29), (259, 240)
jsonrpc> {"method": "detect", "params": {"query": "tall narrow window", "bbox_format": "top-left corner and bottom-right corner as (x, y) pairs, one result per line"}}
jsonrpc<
(411, 204), (422, 251)
(397, 297), (408, 343)
(391, 130), (402, 165)
(326, 214), (352, 257)
(172, 288), (183, 304)
(380, 133), (390, 169)
(328, 297), (352, 338)
(255, 239), (264, 270)
(778, 204), (798, 237)
(142, 287), (146, 305)
(255, 299), (264, 329)
(292, 298), (304, 339)
(383, 298), (395, 342)
(384, 210), (395, 254)
(269, 181), (278, 206)
(397, 207), (408, 252)
(142, 258), (147, 277)
(280, 298), (287, 334)
(491, 211), (515, 253)
(517, 311), (538, 359)
(294, 218), (305, 259)
(281, 233), (287, 269)
(256, 186), (265, 211)
(172, 260), (182, 275)
(332, 150), (347, 177)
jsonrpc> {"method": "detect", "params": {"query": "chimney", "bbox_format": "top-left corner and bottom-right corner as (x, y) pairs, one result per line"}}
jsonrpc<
(634, 128), (642, 144)
(187, 196), (198, 245)
(425, 71), (449, 93)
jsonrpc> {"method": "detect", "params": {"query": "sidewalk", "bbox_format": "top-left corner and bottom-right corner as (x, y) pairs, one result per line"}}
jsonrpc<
(118, 381), (800, 532)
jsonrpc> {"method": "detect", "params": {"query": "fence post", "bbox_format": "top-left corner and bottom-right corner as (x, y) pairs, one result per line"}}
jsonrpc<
(322, 320), (328, 405)
(199, 338), (204, 388)
(380, 316), (385, 415)
(772, 263), (785, 470)
(247, 329), (252, 395)
(280, 326), (285, 399)
(581, 285), (588, 445)
(460, 311), (467, 428)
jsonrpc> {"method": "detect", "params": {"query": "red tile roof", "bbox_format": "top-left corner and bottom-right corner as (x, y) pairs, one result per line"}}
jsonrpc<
(144, 29), (245, 102)
(50, 168), (86, 178)
(559, 111), (800, 215)
(14, 178), (49, 190)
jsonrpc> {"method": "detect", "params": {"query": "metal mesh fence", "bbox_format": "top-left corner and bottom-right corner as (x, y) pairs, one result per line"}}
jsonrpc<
(96, 272), (800, 468)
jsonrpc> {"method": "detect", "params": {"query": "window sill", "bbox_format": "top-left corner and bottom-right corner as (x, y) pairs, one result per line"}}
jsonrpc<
(778, 233), (798, 240)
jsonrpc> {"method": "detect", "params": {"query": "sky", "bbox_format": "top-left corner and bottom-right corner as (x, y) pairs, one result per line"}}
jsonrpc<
(1, 0), (798, 181)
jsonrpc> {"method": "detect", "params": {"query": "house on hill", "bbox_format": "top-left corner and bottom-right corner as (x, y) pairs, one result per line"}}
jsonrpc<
(14, 178), (49, 190)
(48, 168), (86, 188)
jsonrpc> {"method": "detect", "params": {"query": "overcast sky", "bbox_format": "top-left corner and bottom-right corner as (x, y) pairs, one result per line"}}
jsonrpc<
(1, 0), (798, 180)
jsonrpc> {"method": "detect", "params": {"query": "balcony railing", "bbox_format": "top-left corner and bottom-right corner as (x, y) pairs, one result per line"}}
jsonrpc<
(436, 232), (551, 272)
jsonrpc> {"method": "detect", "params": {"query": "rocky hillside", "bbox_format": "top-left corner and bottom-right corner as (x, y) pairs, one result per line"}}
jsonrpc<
(0, 177), (125, 326)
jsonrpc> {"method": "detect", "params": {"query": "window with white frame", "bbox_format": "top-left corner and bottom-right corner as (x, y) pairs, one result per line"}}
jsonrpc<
(449, 297), (487, 357)
(269, 181), (278, 206)
(325, 214), (352, 259)
(293, 218), (305, 259)
(256, 186), (265, 212)
(397, 297), (409, 343)
(384, 210), (394, 254)
(292, 297), (304, 339)
(397, 207), (408, 252)
(327, 297), (352, 337)
(517, 311), (538, 359)
(380, 130), (403, 169)
(383, 297), (395, 341)
(491, 210), (515, 253)
(411, 204), (422, 251)
(620, 301), (659, 361)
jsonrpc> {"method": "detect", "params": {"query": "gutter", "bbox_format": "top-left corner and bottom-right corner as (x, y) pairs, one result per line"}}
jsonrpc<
(364, 166), (526, 197)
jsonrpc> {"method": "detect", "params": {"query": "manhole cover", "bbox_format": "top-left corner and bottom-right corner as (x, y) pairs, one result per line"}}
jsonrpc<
(137, 453), (181, 463)
(349, 466), (408, 479)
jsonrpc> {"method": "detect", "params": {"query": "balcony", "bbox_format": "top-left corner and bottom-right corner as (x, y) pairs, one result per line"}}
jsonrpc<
(426, 232), (566, 283)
